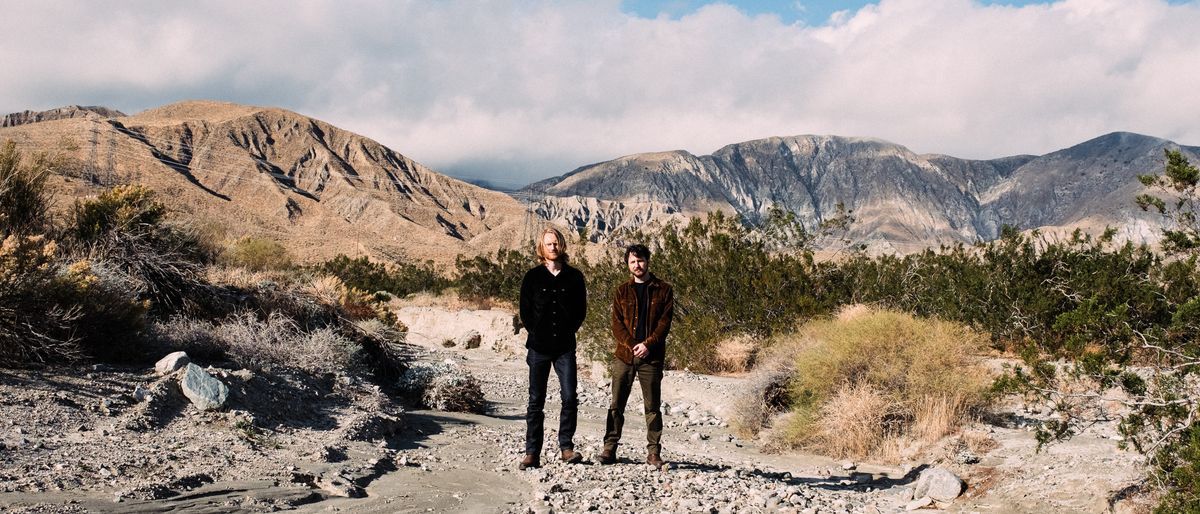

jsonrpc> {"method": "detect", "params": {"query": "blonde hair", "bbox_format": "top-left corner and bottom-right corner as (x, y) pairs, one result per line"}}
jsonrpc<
(535, 227), (569, 263)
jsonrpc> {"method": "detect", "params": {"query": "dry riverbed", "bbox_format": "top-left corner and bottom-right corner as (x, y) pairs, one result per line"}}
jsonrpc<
(0, 306), (1152, 513)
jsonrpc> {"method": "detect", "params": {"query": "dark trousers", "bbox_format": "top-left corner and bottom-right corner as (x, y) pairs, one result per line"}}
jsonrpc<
(525, 348), (578, 455)
(603, 357), (663, 454)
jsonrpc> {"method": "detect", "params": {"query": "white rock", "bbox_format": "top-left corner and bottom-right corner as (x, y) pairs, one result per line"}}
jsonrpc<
(914, 466), (964, 502)
(905, 496), (933, 510)
(154, 351), (190, 376)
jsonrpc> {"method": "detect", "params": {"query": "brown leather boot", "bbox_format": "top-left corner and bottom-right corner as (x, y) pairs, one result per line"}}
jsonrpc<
(647, 452), (665, 467)
(596, 448), (617, 465)
(560, 449), (582, 464)
(519, 453), (540, 470)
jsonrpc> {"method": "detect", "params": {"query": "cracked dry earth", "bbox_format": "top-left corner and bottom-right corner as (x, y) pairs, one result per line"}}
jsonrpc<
(0, 332), (1150, 513)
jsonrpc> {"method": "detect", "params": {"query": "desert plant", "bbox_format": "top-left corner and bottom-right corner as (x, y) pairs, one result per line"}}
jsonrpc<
(69, 185), (210, 313)
(775, 308), (990, 459)
(0, 235), (149, 365)
(0, 141), (54, 237)
(316, 254), (448, 298)
(221, 236), (292, 271)
(214, 311), (362, 375)
(396, 360), (486, 413)
(453, 249), (530, 304)
(0, 235), (81, 365)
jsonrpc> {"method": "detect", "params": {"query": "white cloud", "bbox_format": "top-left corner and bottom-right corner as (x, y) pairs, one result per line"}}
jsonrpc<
(2, 0), (1199, 185)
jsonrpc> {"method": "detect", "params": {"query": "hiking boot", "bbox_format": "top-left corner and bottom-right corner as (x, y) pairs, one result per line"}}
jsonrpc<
(560, 449), (583, 464)
(596, 448), (617, 465)
(519, 454), (540, 470)
(647, 452), (665, 467)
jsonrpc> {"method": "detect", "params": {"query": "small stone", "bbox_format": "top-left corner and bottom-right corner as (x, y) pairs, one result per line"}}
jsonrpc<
(133, 384), (152, 402)
(905, 496), (933, 510)
(842, 461), (857, 471)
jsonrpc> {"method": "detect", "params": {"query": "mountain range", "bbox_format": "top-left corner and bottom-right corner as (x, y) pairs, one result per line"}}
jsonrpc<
(527, 133), (1200, 252)
(2, 100), (1196, 262)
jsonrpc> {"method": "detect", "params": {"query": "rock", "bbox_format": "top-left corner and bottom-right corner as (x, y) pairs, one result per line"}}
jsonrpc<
(315, 473), (363, 498)
(133, 384), (152, 402)
(179, 364), (229, 411)
(842, 461), (857, 471)
(914, 466), (965, 502)
(457, 330), (482, 349)
(905, 496), (933, 510)
(155, 352), (190, 376)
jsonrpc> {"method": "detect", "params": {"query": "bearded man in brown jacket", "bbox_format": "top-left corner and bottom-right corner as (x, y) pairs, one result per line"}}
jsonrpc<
(598, 243), (674, 467)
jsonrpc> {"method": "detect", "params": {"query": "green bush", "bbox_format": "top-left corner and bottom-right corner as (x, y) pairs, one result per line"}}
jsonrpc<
(222, 236), (293, 271)
(1155, 422), (1200, 513)
(0, 235), (148, 365)
(317, 254), (448, 297)
(453, 249), (530, 304)
(72, 184), (167, 242)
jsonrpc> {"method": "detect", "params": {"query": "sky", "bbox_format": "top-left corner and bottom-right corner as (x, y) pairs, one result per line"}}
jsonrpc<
(3, 1), (1199, 189)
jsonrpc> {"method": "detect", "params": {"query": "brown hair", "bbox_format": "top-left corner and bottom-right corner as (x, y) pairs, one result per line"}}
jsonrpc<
(535, 227), (569, 263)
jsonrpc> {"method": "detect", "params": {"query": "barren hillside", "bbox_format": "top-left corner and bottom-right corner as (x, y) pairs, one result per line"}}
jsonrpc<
(0, 101), (532, 264)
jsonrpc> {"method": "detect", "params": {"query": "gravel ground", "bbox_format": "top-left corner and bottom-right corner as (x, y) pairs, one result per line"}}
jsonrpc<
(0, 316), (1153, 513)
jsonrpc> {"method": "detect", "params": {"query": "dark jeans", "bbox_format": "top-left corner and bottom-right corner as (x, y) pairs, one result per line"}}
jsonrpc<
(603, 357), (663, 454)
(525, 348), (578, 455)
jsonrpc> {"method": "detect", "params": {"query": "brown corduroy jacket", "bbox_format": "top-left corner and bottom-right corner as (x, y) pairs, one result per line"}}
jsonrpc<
(610, 274), (674, 365)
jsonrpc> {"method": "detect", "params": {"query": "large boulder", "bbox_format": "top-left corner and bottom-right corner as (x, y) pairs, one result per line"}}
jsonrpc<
(179, 364), (229, 411)
(914, 466), (965, 502)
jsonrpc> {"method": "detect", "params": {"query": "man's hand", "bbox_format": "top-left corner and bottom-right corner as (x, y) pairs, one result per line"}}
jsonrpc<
(633, 342), (649, 359)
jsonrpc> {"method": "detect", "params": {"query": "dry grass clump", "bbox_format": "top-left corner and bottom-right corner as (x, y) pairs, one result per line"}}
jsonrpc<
(742, 306), (992, 461)
(397, 360), (486, 413)
(809, 382), (900, 458)
(711, 335), (758, 374)
(219, 236), (293, 271)
(150, 312), (362, 375)
(216, 312), (362, 375)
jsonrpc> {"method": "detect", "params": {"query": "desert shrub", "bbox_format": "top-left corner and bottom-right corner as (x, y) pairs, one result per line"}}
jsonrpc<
(69, 185), (210, 313)
(776, 308), (990, 459)
(349, 318), (412, 383)
(453, 249), (530, 304)
(396, 360), (486, 413)
(57, 258), (151, 361)
(1155, 422), (1200, 513)
(72, 184), (167, 242)
(0, 235), (149, 365)
(221, 236), (292, 271)
(316, 254), (448, 298)
(729, 339), (804, 439)
(0, 141), (54, 237)
(145, 315), (225, 361)
(214, 311), (362, 375)
(0, 235), (82, 364)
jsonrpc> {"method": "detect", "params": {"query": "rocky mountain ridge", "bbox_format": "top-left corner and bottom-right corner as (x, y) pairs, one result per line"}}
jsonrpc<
(6, 100), (1199, 260)
(528, 133), (1200, 250)
(2, 105), (126, 127)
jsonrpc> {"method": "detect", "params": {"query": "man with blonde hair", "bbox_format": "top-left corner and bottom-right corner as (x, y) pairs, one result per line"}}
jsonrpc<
(518, 227), (587, 469)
